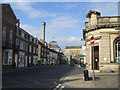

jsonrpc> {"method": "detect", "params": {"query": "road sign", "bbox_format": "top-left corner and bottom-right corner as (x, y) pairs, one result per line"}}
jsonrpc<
(90, 36), (95, 44)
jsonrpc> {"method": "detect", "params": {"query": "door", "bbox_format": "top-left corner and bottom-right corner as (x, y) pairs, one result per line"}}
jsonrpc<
(92, 46), (99, 70)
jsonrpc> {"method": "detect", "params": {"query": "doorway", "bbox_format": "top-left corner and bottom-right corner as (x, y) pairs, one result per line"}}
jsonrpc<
(92, 46), (99, 70)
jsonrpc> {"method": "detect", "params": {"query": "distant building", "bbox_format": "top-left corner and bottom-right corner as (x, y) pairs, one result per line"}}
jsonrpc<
(38, 40), (49, 65)
(49, 41), (67, 64)
(64, 46), (86, 64)
(83, 10), (120, 72)
(49, 41), (62, 52)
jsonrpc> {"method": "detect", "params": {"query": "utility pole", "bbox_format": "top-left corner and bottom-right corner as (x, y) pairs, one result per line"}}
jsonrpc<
(92, 43), (95, 81)
(90, 35), (95, 81)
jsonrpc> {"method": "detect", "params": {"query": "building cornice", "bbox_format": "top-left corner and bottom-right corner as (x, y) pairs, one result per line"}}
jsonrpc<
(84, 23), (120, 33)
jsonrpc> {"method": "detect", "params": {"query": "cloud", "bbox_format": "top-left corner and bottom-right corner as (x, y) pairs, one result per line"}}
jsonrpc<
(10, 2), (57, 19)
(88, 2), (118, 16)
(20, 24), (41, 39)
(46, 15), (80, 32)
(56, 3), (78, 9)
(67, 36), (81, 42)
(1, 0), (119, 2)
(56, 36), (84, 49)
(44, 15), (84, 49)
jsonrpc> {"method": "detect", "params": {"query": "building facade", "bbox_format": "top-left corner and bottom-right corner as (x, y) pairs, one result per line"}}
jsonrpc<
(38, 40), (67, 65)
(2, 4), (38, 68)
(2, 4), (18, 68)
(64, 46), (86, 64)
(38, 40), (49, 65)
(83, 10), (120, 72)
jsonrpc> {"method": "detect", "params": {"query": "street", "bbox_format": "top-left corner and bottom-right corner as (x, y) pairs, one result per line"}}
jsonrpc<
(2, 65), (84, 89)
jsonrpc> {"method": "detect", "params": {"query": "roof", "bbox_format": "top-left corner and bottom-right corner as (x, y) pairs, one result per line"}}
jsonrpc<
(50, 41), (57, 43)
(86, 10), (101, 18)
(2, 4), (17, 20)
(50, 41), (60, 49)
(65, 46), (82, 49)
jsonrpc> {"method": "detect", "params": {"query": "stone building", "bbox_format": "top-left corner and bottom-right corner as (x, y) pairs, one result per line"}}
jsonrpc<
(49, 41), (62, 52)
(83, 10), (120, 72)
(64, 46), (86, 64)
(49, 41), (67, 64)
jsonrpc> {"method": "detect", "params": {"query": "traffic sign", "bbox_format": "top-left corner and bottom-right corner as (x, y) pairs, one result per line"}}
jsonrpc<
(90, 36), (95, 44)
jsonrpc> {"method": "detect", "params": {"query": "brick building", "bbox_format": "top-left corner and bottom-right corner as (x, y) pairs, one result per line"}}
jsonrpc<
(2, 4), (38, 68)
(2, 4), (18, 68)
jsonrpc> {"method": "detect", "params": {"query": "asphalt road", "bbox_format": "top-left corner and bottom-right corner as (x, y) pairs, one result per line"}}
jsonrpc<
(2, 65), (83, 89)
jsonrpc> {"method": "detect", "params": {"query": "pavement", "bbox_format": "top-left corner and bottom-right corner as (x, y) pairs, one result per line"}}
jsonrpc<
(59, 66), (120, 89)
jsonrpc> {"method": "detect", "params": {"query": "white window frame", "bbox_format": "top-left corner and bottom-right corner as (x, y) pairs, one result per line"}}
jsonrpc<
(115, 40), (120, 63)
(10, 30), (13, 43)
(3, 50), (12, 65)
(3, 26), (7, 41)
(29, 56), (32, 63)
(33, 47), (36, 53)
(29, 45), (32, 52)
(30, 36), (32, 41)
(21, 31), (24, 38)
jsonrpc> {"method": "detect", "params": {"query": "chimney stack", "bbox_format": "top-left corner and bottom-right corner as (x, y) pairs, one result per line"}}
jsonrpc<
(16, 19), (20, 27)
(42, 22), (46, 43)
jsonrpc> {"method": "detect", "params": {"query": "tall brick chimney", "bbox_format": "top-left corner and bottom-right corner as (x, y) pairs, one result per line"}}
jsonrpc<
(42, 22), (46, 42)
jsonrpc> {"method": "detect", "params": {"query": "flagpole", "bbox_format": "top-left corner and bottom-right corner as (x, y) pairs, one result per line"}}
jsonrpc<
(89, 34), (95, 81)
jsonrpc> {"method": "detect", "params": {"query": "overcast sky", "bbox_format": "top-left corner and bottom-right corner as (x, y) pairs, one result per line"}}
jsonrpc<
(1, 1), (118, 50)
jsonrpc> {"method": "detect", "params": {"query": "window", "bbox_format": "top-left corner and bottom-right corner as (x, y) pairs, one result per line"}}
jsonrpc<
(115, 39), (120, 63)
(25, 43), (28, 52)
(34, 39), (36, 43)
(24, 33), (28, 40)
(18, 29), (21, 36)
(21, 31), (24, 38)
(29, 45), (32, 52)
(30, 36), (32, 41)
(20, 41), (25, 50)
(3, 50), (12, 65)
(16, 29), (19, 36)
(36, 48), (38, 54)
(3, 27), (7, 41)
(16, 39), (19, 45)
(33, 47), (36, 53)
(9, 30), (13, 43)
(3, 51), (8, 64)
(29, 56), (31, 63)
